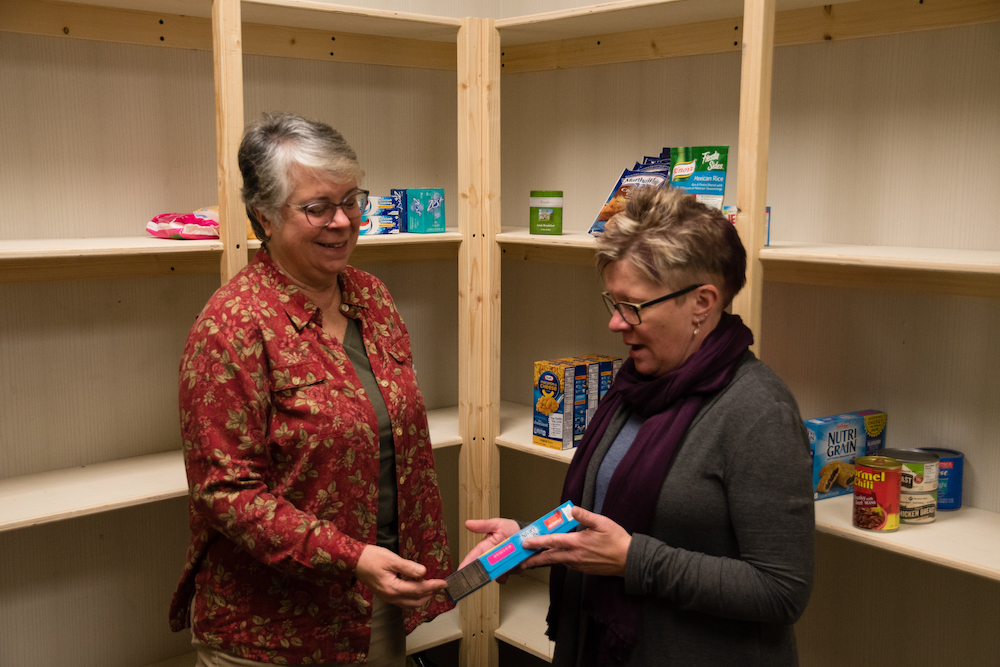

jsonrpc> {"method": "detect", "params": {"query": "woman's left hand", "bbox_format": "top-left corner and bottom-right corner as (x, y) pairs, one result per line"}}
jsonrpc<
(520, 506), (631, 578)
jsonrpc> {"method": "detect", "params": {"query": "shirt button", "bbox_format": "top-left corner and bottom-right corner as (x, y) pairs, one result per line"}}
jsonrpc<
(395, 427), (402, 436)
(398, 476), (405, 484)
(340, 304), (349, 312)
(380, 380), (389, 387)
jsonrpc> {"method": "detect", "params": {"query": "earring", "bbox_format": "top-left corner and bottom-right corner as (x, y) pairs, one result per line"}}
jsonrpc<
(693, 316), (706, 336)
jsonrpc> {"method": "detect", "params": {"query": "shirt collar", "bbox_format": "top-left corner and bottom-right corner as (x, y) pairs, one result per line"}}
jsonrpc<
(251, 251), (368, 331)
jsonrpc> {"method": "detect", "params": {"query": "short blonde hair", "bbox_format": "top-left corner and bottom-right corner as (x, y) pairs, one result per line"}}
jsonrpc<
(594, 186), (746, 306)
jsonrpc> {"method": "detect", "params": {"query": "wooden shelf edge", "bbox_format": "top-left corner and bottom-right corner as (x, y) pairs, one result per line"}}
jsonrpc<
(761, 251), (1000, 299)
(0, 237), (224, 283)
(0, 407), (460, 532)
(498, 0), (1000, 73)
(3, 0), (460, 69)
(406, 607), (463, 654)
(497, 402), (576, 464)
(0, 450), (187, 533)
(497, 229), (597, 266)
(815, 495), (1000, 581)
(495, 574), (555, 662)
(427, 406), (463, 450)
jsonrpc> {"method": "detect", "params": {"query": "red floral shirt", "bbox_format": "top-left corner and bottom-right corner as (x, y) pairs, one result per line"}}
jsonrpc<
(168, 250), (453, 664)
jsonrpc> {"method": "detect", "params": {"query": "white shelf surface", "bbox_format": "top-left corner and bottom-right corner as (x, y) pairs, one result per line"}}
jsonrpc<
(426, 405), (463, 449)
(0, 450), (187, 532)
(497, 402), (576, 464)
(0, 406), (459, 533)
(497, 227), (596, 250)
(495, 0), (832, 44)
(143, 607), (460, 666)
(496, 574), (555, 662)
(760, 242), (1000, 274)
(815, 494), (1000, 581)
(405, 606), (462, 654)
(0, 236), (223, 260)
(248, 229), (464, 251)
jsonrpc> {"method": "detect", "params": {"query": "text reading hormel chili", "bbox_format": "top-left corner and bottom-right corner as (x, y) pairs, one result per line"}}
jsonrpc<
(853, 456), (902, 532)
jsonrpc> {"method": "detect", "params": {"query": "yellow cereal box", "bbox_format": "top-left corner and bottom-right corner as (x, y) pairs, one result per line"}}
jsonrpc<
(533, 358), (588, 450)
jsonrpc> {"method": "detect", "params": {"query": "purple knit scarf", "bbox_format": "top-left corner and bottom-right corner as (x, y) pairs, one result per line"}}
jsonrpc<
(547, 312), (754, 665)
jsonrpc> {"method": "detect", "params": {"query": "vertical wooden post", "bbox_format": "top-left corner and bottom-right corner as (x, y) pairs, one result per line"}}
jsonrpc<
(732, 0), (775, 355)
(457, 16), (502, 667)
(213, 0), (246, 283)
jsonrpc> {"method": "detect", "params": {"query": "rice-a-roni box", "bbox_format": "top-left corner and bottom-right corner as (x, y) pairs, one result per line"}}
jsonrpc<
(533, 358), (588, 450)
(805, 410), (887, 501)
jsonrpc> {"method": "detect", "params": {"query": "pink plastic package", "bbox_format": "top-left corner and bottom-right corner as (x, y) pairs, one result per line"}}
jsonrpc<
(146, 206), (220, 240)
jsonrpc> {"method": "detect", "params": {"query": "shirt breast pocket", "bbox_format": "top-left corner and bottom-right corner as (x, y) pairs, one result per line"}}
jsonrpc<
(271, 362), (332, 424)
(386, 333), (412, 366)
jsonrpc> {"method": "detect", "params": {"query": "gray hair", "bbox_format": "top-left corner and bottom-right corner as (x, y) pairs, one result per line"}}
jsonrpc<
(238, 113), (364, 243)
(594, 186), (747, 307)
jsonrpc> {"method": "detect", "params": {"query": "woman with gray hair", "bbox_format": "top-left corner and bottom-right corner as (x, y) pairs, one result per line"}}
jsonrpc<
(463, 187), (814, 666)
(169, 113), (453, 666)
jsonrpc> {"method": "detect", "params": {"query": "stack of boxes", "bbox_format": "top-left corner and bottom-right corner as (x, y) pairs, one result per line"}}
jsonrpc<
(532, 355), (622, 451)
(360, 188), (447, 235)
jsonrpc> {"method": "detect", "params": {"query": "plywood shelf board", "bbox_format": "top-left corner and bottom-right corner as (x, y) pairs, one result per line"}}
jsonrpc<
(496, 0), (830, 44)
(495, 574), (555, 662)
(761, 244), (1000, 298)
(404, 607), (462, 653)
(0, 407), (460, 532)
(815, 494), (1000, 581)
(497, 228), (596, 249)
(0, 237), (223, 259)
(761, 243), (1000, 273)
(0, 450), (187, 532)
(4, 0), (458, 69)
(497, 0), (1000, 72)
(243, 0), (461, 41)
(496, 402), (575, 464)
(0, 238), (225, 282)
(247, 230), (463, 251)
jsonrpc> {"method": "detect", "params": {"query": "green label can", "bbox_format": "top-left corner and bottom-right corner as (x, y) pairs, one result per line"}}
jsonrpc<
(530, 190), (563, 235)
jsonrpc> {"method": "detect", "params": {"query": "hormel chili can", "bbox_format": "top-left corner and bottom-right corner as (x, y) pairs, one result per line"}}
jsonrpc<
(853, 456), (902, 532)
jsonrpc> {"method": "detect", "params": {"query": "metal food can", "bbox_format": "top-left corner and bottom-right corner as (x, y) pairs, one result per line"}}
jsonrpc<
(853, 456), (902, 532)
(876, 448), (939, 494)
(900, 491), (938, 524)
(916, 448), (964, 510)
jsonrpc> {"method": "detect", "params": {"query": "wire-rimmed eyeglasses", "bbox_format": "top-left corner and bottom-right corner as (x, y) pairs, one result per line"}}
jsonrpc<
(601, 284), (703, 325)
(288, 189), (370, 227)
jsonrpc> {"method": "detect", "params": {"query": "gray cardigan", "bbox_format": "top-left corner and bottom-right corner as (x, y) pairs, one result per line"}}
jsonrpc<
(550, 352), (815, 667)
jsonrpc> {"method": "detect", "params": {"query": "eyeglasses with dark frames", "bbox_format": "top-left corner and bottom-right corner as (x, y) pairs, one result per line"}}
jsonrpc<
(288, 189), (370, 227)
(601, 284), (704, 325)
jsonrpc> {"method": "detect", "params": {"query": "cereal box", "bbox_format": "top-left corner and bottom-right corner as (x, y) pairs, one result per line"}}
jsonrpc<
(533, 358), (588, 450)
(805, 410), (888, 501)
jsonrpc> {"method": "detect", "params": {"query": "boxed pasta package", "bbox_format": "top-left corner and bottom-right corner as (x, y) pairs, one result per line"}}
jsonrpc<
(532, 355), (622, 450)
(805, 410), (888, 500)
(533, 358), (589, 450)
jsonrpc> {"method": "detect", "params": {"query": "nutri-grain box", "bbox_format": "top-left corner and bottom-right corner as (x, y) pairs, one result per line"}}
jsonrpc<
(533, 358), (588, 450)
(805, 410), (888, 501)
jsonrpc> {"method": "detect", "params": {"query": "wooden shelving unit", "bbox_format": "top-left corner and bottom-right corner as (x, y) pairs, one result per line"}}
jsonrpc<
(2, 0), (998, 665)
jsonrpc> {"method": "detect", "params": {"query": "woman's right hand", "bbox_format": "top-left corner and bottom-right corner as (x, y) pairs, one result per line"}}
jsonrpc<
(355, 545), (448, 609)
(459, 518), (521, 581)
